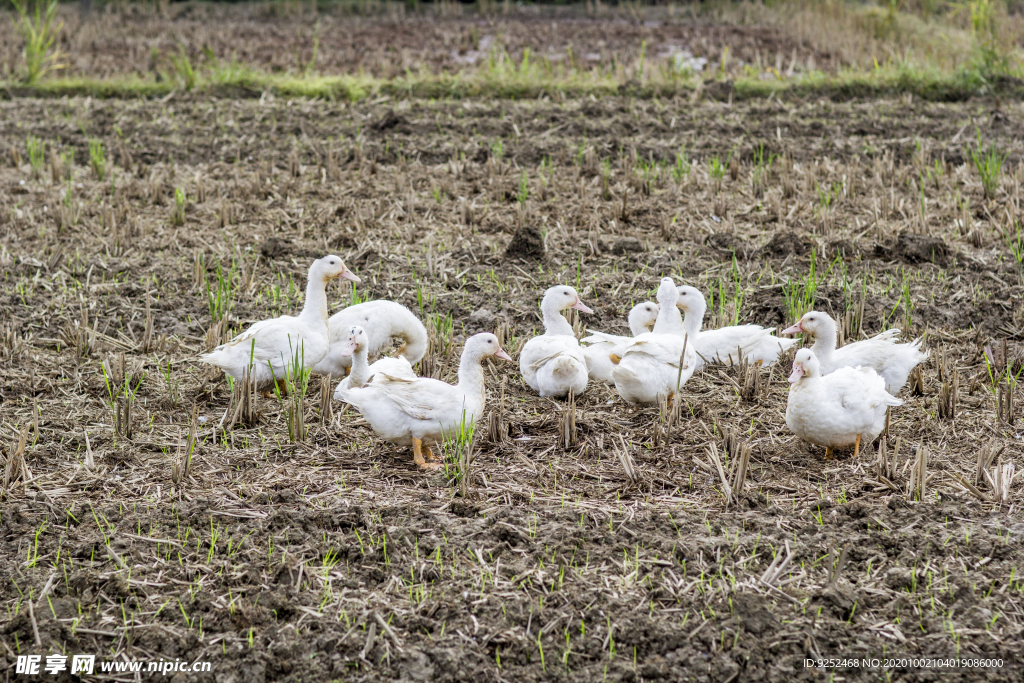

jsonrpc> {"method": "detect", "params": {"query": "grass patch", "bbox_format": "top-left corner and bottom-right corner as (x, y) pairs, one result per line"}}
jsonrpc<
(4, 62), (1021, 103)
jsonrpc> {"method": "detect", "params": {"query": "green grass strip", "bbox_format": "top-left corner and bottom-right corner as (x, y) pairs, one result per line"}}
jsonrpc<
(2, 65), (1019, 102)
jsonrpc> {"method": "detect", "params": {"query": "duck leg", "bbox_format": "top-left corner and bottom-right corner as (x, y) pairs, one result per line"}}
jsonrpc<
(424, 444), (443, 466)
(824, 446), (833, 460)
(261, 380), (287, 399)
(854, 434), (861, 459)
(412, 438), (442, 471)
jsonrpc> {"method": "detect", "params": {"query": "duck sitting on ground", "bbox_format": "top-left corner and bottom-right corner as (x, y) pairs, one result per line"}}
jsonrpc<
(313, 300), (428, 378)
(201, 255), (359, 392)
(675, 285), (797, 368)
(339, 333), (512, 470)
(610, 277), (697, 405)
(782, 311), (927, 394)
(519, 285), (593, 398)
(332, 325), (416, 400)
(785, 348), (902, 459)
(580, 301), (659, 383)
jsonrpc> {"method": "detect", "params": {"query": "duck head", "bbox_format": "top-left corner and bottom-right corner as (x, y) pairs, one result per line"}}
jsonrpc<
(674, 285), (707, 316)
(338, 325), (368, 357)
(315, 255), (361, 283)
(655, 277), (679, 307)
(465, 333), (513, 362)
(542, 285), (593, 314)
(788, 348), (821, 383)
(627, 301), (659, 334)
(782, 311), (833, 338)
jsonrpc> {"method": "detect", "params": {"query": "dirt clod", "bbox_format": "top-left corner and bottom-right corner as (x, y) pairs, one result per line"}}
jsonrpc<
(468, 308), (495, 331)
(764, 230), (814, 257)
(505, 224), (545, 260)
(705, 231), (745, 257)
(611, 236), (644, 255)
(879, 231), (952, 265)
(261, 237), (292, 259)
(731, 593), (777, 635)
(374, 110), (408, 132)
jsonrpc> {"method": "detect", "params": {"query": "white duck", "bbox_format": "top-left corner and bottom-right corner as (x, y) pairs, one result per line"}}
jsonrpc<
(313, 300), (428, 378)
(332, 325), (416, 400)
(580, 302), (659, 383)
(201, 255), (359, 391)
(786, 348), (902, 459)
(782, 311), (928, 394)
(610, 277), (697, 405)
(519, 285), (593, 398)
(340, 333), (512, 470)
(675, 285), (797, 368)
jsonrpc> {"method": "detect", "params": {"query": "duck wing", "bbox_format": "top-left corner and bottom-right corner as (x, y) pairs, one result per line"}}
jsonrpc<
(581, 330), (632, 346)
(370, 356), (417, 379)
(212, 318), (305, 363)
(831, 367), (903, 411)
(375, 375), (462, 422)
(522, 336), (582, 372)
(621, 335), (690, 367)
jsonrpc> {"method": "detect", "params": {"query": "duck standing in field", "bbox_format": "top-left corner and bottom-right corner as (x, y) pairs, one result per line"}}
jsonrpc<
(313, 300), (428, 378)
(519, 285), (594, 398)
(610, 277), (697, 405)
(200, 255), (359, 392)
(782, 311), (927, 393)
(580, 301), (659, 383)
(339, 333), (512, 470)
(675, 285), (796, 367)
(332, 325), (416, 400)
(786, 348), (902, 459)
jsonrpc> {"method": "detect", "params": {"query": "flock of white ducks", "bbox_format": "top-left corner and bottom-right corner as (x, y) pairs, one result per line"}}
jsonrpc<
(200, 257), (929, 468)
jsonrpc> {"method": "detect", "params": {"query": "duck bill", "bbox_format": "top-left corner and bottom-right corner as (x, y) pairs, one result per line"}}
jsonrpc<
(572, 299), (594, 314)
(340, 266), (361, 283)
(494, 348), (513, 362)
(788, 362), (804, 384)
(339, 341), (358, 357)
(781, 322), (803, 335)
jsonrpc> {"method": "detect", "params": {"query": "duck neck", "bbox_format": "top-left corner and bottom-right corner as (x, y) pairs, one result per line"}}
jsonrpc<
(456, 351), (486, 399)
(681, 298), (705, 339)
(542, 299), (575, 337)
(795, 369), (822, 392)
(653, 301), (683, 335)
(299, 269), (330, 327)
(347, 345), (371, 387)
(809, 320), (838, 368)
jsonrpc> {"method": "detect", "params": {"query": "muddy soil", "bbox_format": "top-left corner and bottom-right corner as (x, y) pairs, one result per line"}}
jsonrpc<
(1, 92), (1023, 682)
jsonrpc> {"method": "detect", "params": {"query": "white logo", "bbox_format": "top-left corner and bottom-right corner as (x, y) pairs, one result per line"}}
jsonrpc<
(71, 655), (95, 674)
(15, 656), (41, 674)
(44, 655), (67, 675)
